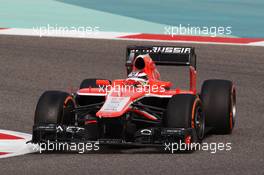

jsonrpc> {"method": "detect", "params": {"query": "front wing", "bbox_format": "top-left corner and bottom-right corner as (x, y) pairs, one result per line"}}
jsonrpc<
(31, 124), (198, 147)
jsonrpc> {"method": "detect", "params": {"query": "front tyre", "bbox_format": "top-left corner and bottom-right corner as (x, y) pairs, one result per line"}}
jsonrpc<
(33, 91), (76, 142)
(165, 94), (205, 151)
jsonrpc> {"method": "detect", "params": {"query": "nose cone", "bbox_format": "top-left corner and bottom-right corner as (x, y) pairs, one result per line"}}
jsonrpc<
(96, 96), (131, 118)
(96, 87), (145, 118)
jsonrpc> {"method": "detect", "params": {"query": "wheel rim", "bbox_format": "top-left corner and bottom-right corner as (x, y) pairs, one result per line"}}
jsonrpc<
(230, 87), (236, 128)
(62, 97), (75, 125)
(194, 105), (205, 140)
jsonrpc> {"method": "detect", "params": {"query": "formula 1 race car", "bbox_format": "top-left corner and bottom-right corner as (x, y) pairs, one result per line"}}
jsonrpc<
(31, 46), (236, 151)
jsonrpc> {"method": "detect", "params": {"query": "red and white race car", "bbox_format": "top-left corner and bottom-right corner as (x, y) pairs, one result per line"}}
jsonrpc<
(31, 46), (236, 151)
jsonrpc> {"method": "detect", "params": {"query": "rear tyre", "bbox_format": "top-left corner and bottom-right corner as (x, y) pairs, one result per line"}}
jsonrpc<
(164, 94), (205, 151)
(201, 79), (236, 134)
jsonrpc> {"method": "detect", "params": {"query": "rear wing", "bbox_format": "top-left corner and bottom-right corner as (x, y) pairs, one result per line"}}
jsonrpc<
(126, 46), (196, 70)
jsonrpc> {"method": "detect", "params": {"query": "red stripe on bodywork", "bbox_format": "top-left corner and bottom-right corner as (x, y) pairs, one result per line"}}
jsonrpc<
(131, 109), (158, 121)
(119, 34), (263, 44)
(85, 120), (97, 124)
(0, 133), (24, 140)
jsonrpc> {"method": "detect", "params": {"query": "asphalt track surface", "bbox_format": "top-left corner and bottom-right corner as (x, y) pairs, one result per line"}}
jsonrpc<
(0, 35), (263, 175)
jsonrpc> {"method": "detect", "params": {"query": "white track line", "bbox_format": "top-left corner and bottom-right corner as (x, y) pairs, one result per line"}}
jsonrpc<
(0, 129), (37, 159)
(0, 28), (264, 46)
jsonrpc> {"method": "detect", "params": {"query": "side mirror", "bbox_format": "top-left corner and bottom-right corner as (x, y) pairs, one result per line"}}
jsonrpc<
(96, 80), (111, 86)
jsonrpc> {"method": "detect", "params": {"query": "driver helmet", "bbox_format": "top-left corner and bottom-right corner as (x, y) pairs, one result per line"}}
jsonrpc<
(127, 71), (148, 85)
